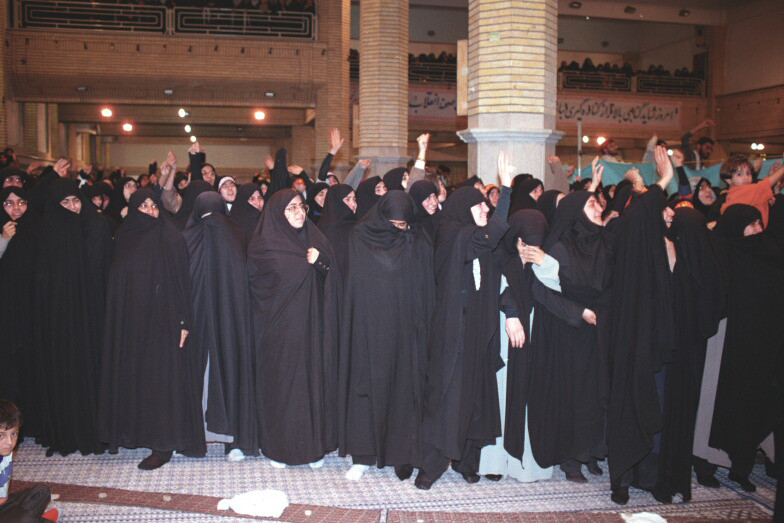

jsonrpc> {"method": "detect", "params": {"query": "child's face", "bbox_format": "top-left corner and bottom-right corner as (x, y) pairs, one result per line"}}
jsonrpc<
(0, 426), (19, 456)
(729, 167), (752, 187)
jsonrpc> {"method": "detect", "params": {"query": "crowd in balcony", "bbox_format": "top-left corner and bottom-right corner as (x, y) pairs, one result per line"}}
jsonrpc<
(559, 58), (703, 79)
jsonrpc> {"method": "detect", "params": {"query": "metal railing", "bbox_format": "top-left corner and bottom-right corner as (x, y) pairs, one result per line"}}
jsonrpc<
(559, 71), (705, 97)
(349, 55), (456, 84)
(13, 0), (316, 38)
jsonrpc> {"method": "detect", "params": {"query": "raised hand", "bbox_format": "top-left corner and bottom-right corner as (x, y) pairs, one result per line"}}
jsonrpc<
(264, 154), (275, 171)
(417, 133), (430, 159)
(654, 145), (674, 190)
(329, 127), (344, 155)
(497, 151), (512, 188)
(188, 141), (200, 156)
(588, 157), (604, 192)
(53, 158), (70, 178)
(288, 165), (304, 176)
(359, 159), (372, 169)
(547, 155), (560, 165)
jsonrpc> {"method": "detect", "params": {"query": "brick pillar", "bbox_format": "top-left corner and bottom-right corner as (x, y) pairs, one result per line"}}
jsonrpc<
(0, 4), (7, 149)
(315, 0), (351, 178)
(457, 0), (565, 191)
(358, 0), (409, 178)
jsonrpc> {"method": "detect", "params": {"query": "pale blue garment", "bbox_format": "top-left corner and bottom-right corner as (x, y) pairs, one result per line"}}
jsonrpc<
(478, 255), (560, 481)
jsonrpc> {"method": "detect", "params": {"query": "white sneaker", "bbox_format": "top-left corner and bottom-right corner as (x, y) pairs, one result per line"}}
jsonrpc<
(345, 464), (368, 480)
(227, 449), (245, 462)
(309, 458), (325, 469)
(269, 459), (287, 469)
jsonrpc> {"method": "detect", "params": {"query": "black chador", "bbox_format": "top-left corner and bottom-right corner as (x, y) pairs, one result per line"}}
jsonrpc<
(339, 191), (435, 478)
(247, 189), (341, 465)
(184, 192), (258, 455)
(228, 183), (263, 244)
(528, 191), (613, 479)
(34, 179), (112, 456)
(408, 180), (442, 243)
(98, 189), (206, 468)
(317, 183), (357, 276)
(656, 207), (724, 502)
(417, 185), (510, 489)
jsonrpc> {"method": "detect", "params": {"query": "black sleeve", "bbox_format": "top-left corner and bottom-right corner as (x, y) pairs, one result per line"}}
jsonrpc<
(189, 153), (203, 181)
(269, 148), (289, 197)
(532, 279), (584, 327)
(149, 162), (157, 176)
(491, 185), (512, 223)
(500, 287), (520, 318)
(676, 166), (689, 187)
(318, 153), (334, 181)
(465, 219), (509, 262)
(312, 251), (331, 278)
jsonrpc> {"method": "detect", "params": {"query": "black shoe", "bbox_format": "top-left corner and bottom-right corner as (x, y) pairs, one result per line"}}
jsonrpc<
(587, 459), (603, 476)
(696, 473), (720, 488)
(611, 487), (630, 505)
(138, 450), (172, 471)
(395, 464), (414, 481)
(565, 471), (588, 483)
(484, 474), (503, 482)
(414, 471), (433, 490)
(650, 486), (673, 504)
(728, 472), (756, 492)
(462, 472), (480, 484)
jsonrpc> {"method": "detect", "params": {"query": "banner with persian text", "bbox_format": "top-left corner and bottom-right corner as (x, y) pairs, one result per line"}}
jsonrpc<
(557, 96), (681, 129)
(350, 86), (458, 120)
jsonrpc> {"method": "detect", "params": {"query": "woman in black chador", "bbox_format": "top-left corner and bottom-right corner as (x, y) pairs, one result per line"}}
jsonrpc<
(0, 187), (40, 432)
(316, 183), (357, 276)
(184, 192), (258, 460)
(248, 189), (341, 468)
(710, 204), (784, 493)
(228, 183), (264, 244)
(527, 190), (613, 482)
(340, 191), (435, 481)
(416, 157), (512, 490)
(34, 179), (112, 456)
(98, 189), (206, 470)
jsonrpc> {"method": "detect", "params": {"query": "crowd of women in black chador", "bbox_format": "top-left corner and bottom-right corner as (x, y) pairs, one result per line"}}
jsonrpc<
(1, 137), (782, 512)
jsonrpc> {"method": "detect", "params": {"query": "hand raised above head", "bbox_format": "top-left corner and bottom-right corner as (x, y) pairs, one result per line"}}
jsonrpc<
(264, 154), (275, 171)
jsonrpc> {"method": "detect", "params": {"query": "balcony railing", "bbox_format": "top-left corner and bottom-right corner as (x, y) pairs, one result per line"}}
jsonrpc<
(559, 71), (704, 97)
(13, 0), (316, 38)
(349, 55), (456, 84)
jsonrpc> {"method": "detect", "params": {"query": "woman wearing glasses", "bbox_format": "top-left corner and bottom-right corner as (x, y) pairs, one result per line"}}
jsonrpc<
(247, 189), (341, 468)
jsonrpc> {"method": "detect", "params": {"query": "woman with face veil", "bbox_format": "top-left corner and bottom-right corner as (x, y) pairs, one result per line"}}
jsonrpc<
(0, 187), (41, 433)
(527, 190), (614, 482)
(317, 184), (357, 276)
(184, 192), (258, 460)
(339, 191), (435, 481)
(98, 189), (205, 469)
(709, 204), (784, 492)
(416, 155), (513, 490)
(33, 179), (112, 456)
(248, 189), (341, 467)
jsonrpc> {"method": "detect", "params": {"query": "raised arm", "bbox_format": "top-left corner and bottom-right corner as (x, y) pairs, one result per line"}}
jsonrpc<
(318, 127), (344, 181)
(407, 133), (431, 189)
(344, 159), (371, 190)
(654, 145), (674, 191)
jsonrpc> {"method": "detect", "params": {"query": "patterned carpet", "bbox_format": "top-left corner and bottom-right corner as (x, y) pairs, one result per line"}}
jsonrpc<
(9, 440), (777, 522)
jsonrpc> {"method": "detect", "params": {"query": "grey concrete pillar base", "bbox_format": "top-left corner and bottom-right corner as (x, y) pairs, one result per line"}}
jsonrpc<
(357, 152), (410, 180)
(457, 126), (566, 192)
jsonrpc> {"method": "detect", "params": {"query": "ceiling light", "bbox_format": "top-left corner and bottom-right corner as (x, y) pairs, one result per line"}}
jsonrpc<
(569, 1), (582, 8)
(178, 108), (189, 118)
(76, 86), (87, 92)
(751, 143), (758, 150)
(184, 124), (192, 133)
(100, 108), (113, 118)
(582, 135), (590, 143)
(757, 143), (764, 150)
(163, 89), (174, 95)
(667, 149), (674, 156)
(265, 92), (275, 98)
(254, 110), (266, 121)
(190, 135), (197, 143)
(122, 123), (133, 132)
(679, 9), (690, 17)
(596, 136), (606, 145)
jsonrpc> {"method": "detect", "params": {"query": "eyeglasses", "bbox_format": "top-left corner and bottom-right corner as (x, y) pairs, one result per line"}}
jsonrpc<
(3, 200), (27, 208)
(284, 203), (308, 214)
